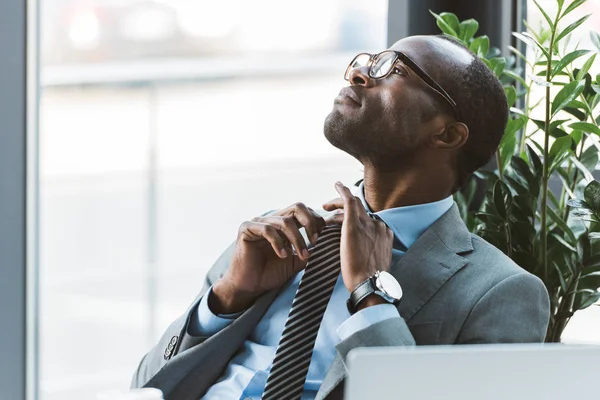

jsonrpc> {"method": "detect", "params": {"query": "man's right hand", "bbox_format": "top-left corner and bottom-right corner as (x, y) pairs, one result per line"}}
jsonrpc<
(210, 202), (329, 314)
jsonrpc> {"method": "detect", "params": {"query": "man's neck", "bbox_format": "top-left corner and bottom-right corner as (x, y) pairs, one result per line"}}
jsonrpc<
(362, 166), (453, 212)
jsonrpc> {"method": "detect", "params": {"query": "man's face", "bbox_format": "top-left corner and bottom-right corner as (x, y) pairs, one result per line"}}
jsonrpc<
(324, 36), (472, 167)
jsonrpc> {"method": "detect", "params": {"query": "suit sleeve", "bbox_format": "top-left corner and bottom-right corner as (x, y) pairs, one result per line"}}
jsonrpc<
(130, 241), (236, 388)
(456, 272), (550, 343)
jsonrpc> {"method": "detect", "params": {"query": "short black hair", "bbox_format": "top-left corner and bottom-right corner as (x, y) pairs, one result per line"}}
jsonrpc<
(435, 35), (509, 191)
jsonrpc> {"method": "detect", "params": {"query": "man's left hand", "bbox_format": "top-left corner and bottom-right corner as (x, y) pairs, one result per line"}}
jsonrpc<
(322, 182), (394, 298)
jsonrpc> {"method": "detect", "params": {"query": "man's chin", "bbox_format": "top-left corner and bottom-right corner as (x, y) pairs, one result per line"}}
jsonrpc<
(323, 114), (361, 159)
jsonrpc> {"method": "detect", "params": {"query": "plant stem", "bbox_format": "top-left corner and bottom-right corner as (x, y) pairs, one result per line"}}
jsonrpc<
(496, 151), (504, 180)
(553, 270), (580, 342)
(540, 46), (557, 285)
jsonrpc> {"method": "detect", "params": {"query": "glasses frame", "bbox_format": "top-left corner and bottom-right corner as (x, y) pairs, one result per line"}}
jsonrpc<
(344, 50), (462, 121)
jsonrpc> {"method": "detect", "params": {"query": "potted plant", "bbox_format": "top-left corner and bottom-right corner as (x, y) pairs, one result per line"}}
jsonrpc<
(431, 0), (600, 342)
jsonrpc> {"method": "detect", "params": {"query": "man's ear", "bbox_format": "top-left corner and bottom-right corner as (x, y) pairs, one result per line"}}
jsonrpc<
(432, 122), (469, 150)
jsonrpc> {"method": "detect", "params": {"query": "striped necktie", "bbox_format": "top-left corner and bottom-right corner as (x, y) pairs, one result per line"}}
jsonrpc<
(262, 225), (342, 400)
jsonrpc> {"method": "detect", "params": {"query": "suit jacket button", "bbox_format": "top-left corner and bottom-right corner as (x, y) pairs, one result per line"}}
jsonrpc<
(164, 347), (173, 360)
(170, 335), (179, 346)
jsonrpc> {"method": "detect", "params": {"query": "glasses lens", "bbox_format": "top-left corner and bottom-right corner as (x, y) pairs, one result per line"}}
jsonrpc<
(371, 52), (397, 78)
(345, 53), (371, 80)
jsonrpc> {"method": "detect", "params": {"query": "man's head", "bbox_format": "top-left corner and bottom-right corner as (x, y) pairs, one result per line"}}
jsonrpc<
(324, 34), (508, 192)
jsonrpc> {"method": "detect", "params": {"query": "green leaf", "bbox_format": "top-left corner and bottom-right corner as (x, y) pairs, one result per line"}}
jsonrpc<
(547, 206), (577, 243)
(570, 155), (595, 183)
(493, 180), (513, 219)
(555, 14), (592, 43)
(475, 212), (504, 225)
(581, 145), (599, 171)
(576, 53), (597, 81)
(513, 32), (550, 59)
(557, 0), (564, 9)
(569, 122), (600, 136)
(563, 106), (587, 121)
(505, 116), (525, 136)
(567, 198), (590, 209)
(470, 35), (490, 57)
(430, 11), (460, 37)
(581, 271), (600, 279)
(552, 80), (586, 116)
(549, 136), (573, 171)
(583, 253), (600, 269)
(574, 290), (600, 310)
(552, 232), (578, 253)
(551, 49), (590, 78)
(505, 175), (529, 196)
(591, 31), (600, 52)
(489, 57), (506, 77)
(499, 128), (518, 173)
(548, 188), (562, 209)
(577, 233), (592, 260)
(526, 144), (542, 173)
(510, 156), (539, 194)
(553, 261), (569, 293)
(550, 119), (570, 132)
(439, 12), (460, 34)
(533, 0), (554, 29)
(504, 86), (517, 107)
(571, 129), (583, 146)
(561, 0), (587, 20)
(459, 19), (479, 43)
(508, 45), (527, 63)
(584, 181), (600, 212)
(503, 69), (528, 87)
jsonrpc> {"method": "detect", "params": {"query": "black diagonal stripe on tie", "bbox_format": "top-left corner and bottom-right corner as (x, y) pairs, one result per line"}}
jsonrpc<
(261, 225), (342, 400)
(285, 265), (339, 321)
(264, 358), (313, 397)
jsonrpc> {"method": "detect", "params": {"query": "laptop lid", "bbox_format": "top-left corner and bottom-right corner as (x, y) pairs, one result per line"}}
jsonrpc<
(345, 344), (600, 400)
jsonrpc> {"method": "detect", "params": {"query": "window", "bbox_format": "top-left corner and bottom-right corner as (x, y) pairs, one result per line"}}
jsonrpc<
(39, 1), (388, 398)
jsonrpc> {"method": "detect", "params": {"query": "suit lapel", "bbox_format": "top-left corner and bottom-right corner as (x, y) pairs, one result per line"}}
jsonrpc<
(392, 204), (473, 321)
(148, 289), (279, 400)
(319, 204), (474, 400)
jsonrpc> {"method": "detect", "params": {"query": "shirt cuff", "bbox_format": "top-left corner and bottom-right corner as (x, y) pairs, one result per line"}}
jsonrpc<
(192, 286), (243, 336)
(337, 303), (400, 341)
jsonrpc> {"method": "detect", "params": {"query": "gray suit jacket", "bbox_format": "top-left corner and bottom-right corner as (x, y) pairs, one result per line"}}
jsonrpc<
(131, 204), (550, 400)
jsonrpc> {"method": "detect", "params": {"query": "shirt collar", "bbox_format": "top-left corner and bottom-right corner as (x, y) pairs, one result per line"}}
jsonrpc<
(355, 182), (454, 249)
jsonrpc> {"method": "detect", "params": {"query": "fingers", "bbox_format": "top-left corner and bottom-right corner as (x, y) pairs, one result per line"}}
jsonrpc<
(257, 215), (311, 260)
(290, 202), (326, 245)
(239, 221), (289, 259)
(274, 202), (326, 246)
(322, 197), (343, 211)
(334, 181), (364, 221)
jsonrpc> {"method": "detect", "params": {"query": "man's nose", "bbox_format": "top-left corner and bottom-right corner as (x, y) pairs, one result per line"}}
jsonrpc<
(347, 66), (374, 87)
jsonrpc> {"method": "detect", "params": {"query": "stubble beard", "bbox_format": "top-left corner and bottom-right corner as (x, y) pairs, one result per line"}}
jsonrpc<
(324, 109), (416, 166)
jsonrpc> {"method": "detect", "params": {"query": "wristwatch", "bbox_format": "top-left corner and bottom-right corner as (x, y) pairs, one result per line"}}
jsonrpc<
(347, 271), (403, 314)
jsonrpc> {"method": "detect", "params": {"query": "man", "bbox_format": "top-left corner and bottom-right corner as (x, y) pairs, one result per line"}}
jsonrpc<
(132, 35), (550, 400)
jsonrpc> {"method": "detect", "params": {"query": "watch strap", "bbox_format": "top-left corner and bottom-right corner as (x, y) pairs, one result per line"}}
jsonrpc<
(346, 277), (376, 315)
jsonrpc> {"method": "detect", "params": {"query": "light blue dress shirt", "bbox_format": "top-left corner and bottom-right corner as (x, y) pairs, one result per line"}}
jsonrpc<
(195, 184), (453, 400)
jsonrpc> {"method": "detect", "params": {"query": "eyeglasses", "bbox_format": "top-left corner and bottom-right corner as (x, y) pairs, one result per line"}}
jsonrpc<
(344, 50), (462, 121)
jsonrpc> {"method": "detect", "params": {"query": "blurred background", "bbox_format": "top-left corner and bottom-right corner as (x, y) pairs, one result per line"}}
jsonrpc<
(36, 0), (600, 399)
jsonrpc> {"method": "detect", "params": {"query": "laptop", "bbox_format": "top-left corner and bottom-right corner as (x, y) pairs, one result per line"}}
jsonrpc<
(345, 344), (600, 400)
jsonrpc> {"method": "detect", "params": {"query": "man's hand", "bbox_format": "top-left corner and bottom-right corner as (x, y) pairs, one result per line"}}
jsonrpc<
(322, 182), (394, 299)
(211, 202), (327, 314)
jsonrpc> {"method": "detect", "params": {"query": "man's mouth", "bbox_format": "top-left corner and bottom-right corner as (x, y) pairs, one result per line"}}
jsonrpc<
(335, 87), (362, 106)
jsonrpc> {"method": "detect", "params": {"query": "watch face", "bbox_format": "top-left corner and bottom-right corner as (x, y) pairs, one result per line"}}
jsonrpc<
(376, 271), (403, 300)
